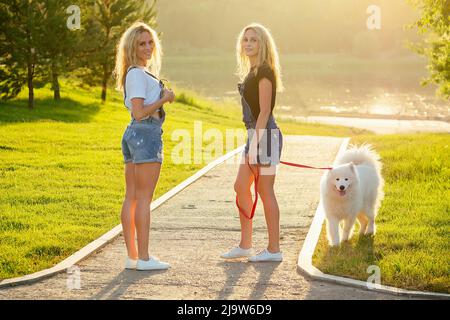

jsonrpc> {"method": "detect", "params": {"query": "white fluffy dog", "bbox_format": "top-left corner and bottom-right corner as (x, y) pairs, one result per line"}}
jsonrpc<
(320, 144), (384, 246)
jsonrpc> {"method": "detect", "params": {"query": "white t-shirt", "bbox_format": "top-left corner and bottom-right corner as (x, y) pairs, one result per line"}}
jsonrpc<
(124, 67), (161, 119)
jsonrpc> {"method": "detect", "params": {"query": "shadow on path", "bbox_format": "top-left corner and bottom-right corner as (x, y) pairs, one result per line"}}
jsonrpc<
(92, 269), (169, 300)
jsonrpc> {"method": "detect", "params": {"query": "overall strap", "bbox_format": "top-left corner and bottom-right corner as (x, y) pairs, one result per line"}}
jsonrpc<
(142, 70), (164, 118)
(123, 66), (164, 119)
(143, 70), (159, 81)
(123, 66), (138, 105)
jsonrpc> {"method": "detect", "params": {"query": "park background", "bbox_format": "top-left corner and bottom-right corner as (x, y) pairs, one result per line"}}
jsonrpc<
(0, 0), (448, 294)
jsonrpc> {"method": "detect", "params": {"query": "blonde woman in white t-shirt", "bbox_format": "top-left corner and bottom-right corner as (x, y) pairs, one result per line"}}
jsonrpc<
(114, 22), (175, 271)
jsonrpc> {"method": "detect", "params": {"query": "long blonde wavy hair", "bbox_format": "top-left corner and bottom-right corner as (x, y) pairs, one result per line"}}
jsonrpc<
(114, 22), (162, 91)
(236, 23), (283, 92)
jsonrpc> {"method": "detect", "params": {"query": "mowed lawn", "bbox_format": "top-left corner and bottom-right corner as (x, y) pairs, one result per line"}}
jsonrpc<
(0, 81), (367, 280)
(313, 133), (450, 293)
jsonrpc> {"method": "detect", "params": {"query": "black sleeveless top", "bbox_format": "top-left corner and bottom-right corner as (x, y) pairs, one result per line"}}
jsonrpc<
(242, 63), (277, 119)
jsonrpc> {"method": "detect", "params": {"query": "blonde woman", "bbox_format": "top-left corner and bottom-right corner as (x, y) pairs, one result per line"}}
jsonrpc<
(115, 22), (175, 271)
(221, 23), (284, 262)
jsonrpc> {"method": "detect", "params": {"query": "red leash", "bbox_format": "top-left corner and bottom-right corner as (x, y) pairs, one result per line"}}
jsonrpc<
(279, 161), (333, 170)
(236, 160), (333, 220)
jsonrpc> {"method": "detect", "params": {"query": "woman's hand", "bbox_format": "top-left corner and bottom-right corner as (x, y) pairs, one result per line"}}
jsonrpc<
(248, 137), (259, 165)
(162, 88), (175, 103)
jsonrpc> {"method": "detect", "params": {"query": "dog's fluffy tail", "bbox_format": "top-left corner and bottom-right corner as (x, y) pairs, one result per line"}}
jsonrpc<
(335, 143), (381, 170)
(336, 143), (385, 211)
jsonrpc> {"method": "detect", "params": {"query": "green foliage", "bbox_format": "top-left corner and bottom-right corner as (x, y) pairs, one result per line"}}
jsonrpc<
(407, 0), (450, 99)
(0, 63), (26, 101)
(0, 0), (159, 106)
(0, 0), (46, 106)
(38, 0), (81, 100)
(75, 0), (158, 101)
(0, 0), (82, 105)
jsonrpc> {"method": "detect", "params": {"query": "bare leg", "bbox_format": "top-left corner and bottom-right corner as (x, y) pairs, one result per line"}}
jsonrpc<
(134, 163), (161, 261)
(257, 166), (280, 253)
(121, 163), (138, 260)
(234, 155), (255, 249)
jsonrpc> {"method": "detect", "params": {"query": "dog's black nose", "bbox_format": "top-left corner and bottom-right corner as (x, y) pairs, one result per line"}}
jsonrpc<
(339, 185), (345, 190)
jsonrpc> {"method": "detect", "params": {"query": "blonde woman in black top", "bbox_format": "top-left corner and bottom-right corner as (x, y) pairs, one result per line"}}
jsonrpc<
(221, 23), (284, 262)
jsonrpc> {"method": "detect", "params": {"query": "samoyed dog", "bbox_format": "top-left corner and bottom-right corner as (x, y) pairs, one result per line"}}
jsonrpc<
(320, 144), (384, 246)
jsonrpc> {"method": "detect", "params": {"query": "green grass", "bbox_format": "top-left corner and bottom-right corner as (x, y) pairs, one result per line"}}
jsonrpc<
(0, 80), (367, 280)
(313, 133), (450, 294)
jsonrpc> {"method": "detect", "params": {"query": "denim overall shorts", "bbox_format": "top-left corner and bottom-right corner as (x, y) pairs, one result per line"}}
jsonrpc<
(238, 82), (283, 166)
(121, 70), (166, 164)
(121, 115), (165, 164)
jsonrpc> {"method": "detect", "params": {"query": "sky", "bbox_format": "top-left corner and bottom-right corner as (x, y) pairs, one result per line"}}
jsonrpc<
(155, 0), (422, 56)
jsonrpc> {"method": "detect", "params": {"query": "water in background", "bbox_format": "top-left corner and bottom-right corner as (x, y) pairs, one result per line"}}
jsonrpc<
(162, 54), (449, 121)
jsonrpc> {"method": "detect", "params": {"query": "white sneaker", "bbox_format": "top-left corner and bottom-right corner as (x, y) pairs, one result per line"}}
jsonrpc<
(136, 257), (170, 271)
(124, 257), (138, 269)
(220, 246), (255, 259)
(125, 256), (160, 270)
(248, 249), (283, 262)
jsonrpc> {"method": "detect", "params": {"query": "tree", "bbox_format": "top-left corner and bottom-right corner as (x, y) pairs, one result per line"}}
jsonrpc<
(39, 0), (81, 100)
(77, 0), (158, 102)
(0, 0), (46, 109)
(0, 0), (159, 107)
(408, 0), (450, 99)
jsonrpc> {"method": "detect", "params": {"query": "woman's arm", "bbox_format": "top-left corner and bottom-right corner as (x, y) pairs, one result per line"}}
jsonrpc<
(255, 78), (272, 138)
(248, 78), (272, 164)
(131, 97), (165, 121)
(131, 89), (174, 121)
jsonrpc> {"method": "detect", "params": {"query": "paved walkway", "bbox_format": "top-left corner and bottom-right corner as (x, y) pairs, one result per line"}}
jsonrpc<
(289, 116), (450, 134)
(0, 136), (409, 299)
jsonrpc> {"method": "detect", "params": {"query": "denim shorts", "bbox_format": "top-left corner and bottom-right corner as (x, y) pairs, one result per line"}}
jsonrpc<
(244, 128), (283, 166)
(121, 118), (163, 164)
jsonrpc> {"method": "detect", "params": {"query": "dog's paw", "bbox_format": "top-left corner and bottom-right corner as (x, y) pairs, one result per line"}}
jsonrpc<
(366, 223), (376, 235)
(328, 241), (340, 247)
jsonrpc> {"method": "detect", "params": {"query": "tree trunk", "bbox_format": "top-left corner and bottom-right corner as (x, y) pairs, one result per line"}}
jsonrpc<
(27, 61), (34, 110)
(51, 61), (60, 100)
(101, 26), (111, 103)
(27, 46), (35, 109)
(26, 19), (35, 110)
(101, 63), (108, 102)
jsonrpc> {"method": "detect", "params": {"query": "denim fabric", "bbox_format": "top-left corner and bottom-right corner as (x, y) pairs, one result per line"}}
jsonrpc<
(244, 128), (283, 166)
(238, 82), (283, 165)
(121, 117), (164, 164)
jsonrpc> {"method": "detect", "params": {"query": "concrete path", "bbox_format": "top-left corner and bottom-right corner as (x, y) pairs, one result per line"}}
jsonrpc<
(0, 136), (409, 300)
(289, 116), (450, 134)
